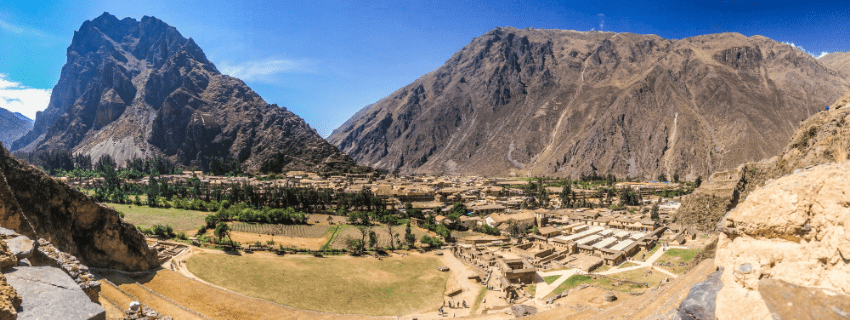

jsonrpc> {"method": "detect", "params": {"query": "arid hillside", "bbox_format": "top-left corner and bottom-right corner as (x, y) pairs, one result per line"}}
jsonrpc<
(12, 13), (355, 173)
(820, 51), (850, 78)
(329, 28), (849, 179)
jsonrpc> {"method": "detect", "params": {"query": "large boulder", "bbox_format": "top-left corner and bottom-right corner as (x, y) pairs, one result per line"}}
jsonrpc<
(4, 266), (105, 320)
(714, 161), (850, 319)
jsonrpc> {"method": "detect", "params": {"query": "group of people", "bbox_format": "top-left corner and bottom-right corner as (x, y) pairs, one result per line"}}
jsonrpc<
(439, 300), (468, 317)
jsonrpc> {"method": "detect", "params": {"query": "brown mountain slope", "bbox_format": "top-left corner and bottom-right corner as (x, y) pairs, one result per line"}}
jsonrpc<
(329, 28), (849, 179)
(675, 92), (850, 231)
(820, 51), (850, 78)
(12, 13), (355, 173)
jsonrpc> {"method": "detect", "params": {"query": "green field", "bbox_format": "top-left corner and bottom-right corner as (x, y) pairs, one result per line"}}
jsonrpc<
(546, 267), (664, 298)
(655, 248), (703, 274)
(548, 274), (593, 297)
(187, 253), (450, 316)
(543, 275), (561, 285)
(107, 204), (207, 232)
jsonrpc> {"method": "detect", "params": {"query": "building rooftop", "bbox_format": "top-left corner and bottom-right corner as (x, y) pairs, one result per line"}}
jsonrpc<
(592, 237), (617, 249)
(575, 234), (601, 245)
(610, 239), (635, 251)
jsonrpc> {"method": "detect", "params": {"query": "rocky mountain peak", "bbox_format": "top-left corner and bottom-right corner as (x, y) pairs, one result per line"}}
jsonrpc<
(12, 13), (355, 174)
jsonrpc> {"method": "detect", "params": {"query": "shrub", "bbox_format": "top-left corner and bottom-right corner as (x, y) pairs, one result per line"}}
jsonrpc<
(176, 232), (188, 240)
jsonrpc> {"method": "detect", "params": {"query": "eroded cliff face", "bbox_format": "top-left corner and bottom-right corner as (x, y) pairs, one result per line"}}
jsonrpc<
(329, 28), (849, 179)
(713, 161), (850, 320)
(0, 146), (157, 270)
(11, 13), (355, 174)
(676, 105), (850, 231)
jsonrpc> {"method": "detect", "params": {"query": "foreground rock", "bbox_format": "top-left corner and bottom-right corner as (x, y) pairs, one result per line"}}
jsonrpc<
(676, 267), (723, 320)
(714, 161), (850, 319)
(0, 146), (158, 270)
(4, 266), (105, 320)
(759, 278), (850, 320)
(677, 105), (850, 231)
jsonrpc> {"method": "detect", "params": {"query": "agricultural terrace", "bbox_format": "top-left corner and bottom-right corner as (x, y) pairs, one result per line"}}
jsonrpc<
(187, 253), (449, 316)
(654, 248), (703, 274)
(229, 223), (330, 238)
(328, 225), (431, 250)
(109, 203), (207, 232)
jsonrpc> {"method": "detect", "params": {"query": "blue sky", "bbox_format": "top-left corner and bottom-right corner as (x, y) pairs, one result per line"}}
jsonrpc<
(1, 0), (848, 136)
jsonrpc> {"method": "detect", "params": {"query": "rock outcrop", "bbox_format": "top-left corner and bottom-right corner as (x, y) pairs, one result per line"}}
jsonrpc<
(329, 28), (849, 178)
(0, 146), (158, 270)
(4, 266), (105, 320)
(676, 267), (723, 320)
(11, 13), (356, 174)
(713, 161), (850, 320)
(676, 104), (850, 231)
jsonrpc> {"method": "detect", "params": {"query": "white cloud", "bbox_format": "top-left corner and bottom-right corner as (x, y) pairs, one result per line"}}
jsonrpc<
(0, 74), (51, 120)
(217, 58), (315, 81)
(782, 41), (831, 59)
(598, 13), (605, 31)
(0, 18), (47, 37)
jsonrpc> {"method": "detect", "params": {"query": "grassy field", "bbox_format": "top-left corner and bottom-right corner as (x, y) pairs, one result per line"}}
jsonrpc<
(543, 275), (561, 285)
(187, 253), (450, 316)
(108, 203), (207, 232)
(655, 248), (703, 274)
(548, 275), (593, 297)
(470, 287), (487, 315)
(546, 267), (665, 298)
(329, 225), (430, 249)
(607, 267), (667, 290)
(619, 262), (640, 269)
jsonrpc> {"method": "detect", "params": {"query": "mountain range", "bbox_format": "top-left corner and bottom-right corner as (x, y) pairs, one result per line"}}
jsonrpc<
(0, 108), (33, 148)
(11, 13), (356, 173)
(328, 28), (850, 179)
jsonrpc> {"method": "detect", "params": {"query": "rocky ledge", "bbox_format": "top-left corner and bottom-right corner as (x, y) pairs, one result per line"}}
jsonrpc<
(712, 161), (850, 319)
(0, 227), (104, 320)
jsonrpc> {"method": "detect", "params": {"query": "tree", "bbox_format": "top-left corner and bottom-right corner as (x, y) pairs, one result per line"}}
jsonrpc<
(214, 222), (233, 248)
(673, 172), (680, 183)
(385, 216), (398, 250)
(695, 176), (703, 188)
(507, 220), (525, 238)
(559, 182), (572, 207)
(657, 173), (667, 182)
(650, 204), (660, 220)
(404, 221), (414, 248)
(368, 230), (378, 249)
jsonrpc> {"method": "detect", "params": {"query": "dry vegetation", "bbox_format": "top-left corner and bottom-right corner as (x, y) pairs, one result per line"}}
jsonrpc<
(187, 253), (449, 316)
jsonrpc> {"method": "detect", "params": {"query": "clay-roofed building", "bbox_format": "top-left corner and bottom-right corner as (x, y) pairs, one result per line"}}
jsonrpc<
(470, 203), (506, 216)
(537, 226), (562, 238)
(486, 211), (536, 228)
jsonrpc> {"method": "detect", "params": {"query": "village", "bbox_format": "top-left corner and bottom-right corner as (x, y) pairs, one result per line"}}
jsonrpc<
(67, 169), (710, 318)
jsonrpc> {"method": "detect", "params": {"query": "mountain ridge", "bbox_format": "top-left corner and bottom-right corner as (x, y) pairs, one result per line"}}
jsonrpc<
(329, 27), (849, 179)
(12, 13), (356, 173)
(0, 107), (33, 148)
